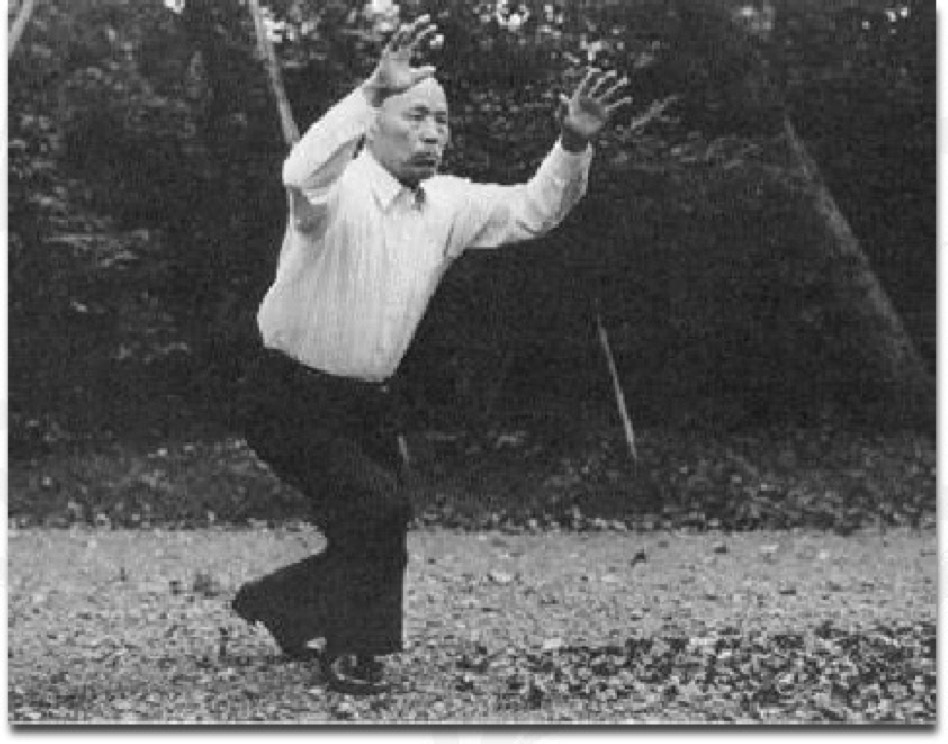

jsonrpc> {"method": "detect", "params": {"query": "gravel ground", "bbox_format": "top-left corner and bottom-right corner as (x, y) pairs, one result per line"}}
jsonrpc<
(7, 526), (936, 724)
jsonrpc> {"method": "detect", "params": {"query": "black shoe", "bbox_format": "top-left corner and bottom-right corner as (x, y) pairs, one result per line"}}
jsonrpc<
(232, 584), (321, 661)
(324, 654), (390, 694)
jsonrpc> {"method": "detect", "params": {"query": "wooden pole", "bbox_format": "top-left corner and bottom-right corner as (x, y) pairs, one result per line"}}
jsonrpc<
(596, 311), (638, 464)
(582, 100), (678, 469)
(8, 0), (38, 59)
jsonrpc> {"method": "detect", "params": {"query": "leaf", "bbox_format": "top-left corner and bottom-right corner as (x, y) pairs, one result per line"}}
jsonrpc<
(542, 637), (565, 652)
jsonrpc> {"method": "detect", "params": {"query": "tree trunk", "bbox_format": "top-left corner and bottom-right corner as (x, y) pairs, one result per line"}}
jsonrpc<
(247, 0), (299, 145)
(246, 0), (322, 245)
(8, 0), (38, 58)
(783, 116), (934, 426)
(719, 0), (935, 427)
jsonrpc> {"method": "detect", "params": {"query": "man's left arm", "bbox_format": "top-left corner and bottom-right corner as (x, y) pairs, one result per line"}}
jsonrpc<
(447, 68), (631, 255)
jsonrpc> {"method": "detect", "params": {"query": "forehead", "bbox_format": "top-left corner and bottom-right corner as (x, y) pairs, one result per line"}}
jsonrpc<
(381, 80), (448, 115)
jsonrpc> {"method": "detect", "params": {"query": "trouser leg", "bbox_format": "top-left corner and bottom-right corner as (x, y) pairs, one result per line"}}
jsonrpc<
(237, 351), (413, 657)
(318, 453), (411, 657)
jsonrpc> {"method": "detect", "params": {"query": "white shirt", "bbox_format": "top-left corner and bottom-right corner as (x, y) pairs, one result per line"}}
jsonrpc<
(257, 86), (592, 382)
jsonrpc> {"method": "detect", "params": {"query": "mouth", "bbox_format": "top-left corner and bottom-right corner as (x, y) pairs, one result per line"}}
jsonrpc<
(412, 155), (439, 168)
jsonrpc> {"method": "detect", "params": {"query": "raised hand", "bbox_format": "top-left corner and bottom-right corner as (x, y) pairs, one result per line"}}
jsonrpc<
(560, 68), (633, 150)
(364, 15), (439, 105)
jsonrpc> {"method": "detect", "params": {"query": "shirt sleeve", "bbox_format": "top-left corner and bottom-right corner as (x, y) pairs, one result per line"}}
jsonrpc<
(282, 86), (377, 200)
(445, 140), (592, 258)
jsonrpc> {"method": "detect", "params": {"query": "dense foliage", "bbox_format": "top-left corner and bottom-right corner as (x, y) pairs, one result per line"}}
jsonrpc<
(773, 0), (935, 362)
(8, 0), (934, 455)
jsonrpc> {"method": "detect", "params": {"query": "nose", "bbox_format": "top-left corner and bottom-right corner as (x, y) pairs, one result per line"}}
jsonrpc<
(419, 119), (445, 145)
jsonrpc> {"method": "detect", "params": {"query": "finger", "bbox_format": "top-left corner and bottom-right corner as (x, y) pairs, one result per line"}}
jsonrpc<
(599, 77), (631, 103)
(410, 13), (432, 31)
(410, 65), (437, 85)
(403, 14), (431, 44)
(386, 30), (403, 52)
(382, 31), (400, 54)
(391, 22), (415, 49)
(557, 93), (571, 118)
(589, 69), (618, 97)
(606, 96), (635, 115)
(576, 67), (600, 98)
(407, 24), (438, 52)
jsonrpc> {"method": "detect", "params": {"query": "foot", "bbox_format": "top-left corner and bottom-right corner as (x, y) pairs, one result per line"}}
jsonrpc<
(324, 654), (390, 694)
(231, 584), (321, 661)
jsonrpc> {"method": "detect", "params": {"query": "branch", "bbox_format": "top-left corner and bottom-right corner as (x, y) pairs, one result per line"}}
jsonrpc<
(246, 2), (326, 233)
(8, 0), (38, 59)
(247, 0), (299, 145)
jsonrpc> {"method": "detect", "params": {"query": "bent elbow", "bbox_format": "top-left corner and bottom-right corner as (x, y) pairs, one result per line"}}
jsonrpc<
(287, 186), (330, 237)
(282, 154), (306, 188)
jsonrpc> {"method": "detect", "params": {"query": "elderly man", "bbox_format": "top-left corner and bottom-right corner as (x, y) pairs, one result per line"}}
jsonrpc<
(233, 15), (631, 692)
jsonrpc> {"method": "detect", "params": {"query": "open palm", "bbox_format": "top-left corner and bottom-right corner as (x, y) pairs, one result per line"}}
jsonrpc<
(369, 15), (438, 95)
(561, 68), (632, 141)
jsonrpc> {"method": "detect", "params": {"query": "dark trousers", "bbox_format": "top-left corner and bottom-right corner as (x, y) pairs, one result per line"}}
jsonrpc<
(239, 348), (413, 657)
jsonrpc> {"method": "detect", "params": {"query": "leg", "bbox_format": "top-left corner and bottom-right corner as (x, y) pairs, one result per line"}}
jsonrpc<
(314, 410), (413, 692)
(231, 553), (334, 658)
(234, 351), (414, 665)
(316, 443), (411, 659)
(232, 351), (348, 657)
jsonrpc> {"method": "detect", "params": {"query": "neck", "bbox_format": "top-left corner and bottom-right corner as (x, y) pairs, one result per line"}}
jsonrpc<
(365, 146), (419, 189)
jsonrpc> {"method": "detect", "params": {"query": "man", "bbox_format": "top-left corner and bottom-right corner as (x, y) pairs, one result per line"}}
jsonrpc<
(233, 14), (631, 692)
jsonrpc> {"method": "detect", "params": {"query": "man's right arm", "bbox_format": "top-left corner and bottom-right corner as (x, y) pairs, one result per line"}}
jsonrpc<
(283, 14), (439, 195)
(283, 13), (438, 233)
(282, 86), (377, 200)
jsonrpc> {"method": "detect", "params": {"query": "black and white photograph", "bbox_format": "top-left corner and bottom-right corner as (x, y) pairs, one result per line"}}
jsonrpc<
(7, 0), (936, 726)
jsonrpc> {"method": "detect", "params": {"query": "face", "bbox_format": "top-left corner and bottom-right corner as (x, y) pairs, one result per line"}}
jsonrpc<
(367, 79), (449, 186)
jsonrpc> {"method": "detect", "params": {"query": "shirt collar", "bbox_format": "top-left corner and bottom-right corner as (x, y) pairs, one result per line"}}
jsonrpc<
(357, 150), (426, 211)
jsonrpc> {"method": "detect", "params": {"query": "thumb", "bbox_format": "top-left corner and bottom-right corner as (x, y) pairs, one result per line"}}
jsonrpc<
(557, 93), (570, 122)
(410, 65), (437, 84)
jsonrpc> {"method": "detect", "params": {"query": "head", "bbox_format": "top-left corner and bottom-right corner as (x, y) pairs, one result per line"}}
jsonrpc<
(366, 77), (449, 187)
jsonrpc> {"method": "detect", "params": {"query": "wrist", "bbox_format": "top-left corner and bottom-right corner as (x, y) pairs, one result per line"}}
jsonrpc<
(361, 77), (387, 108)
(560, 127), (590, 153)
